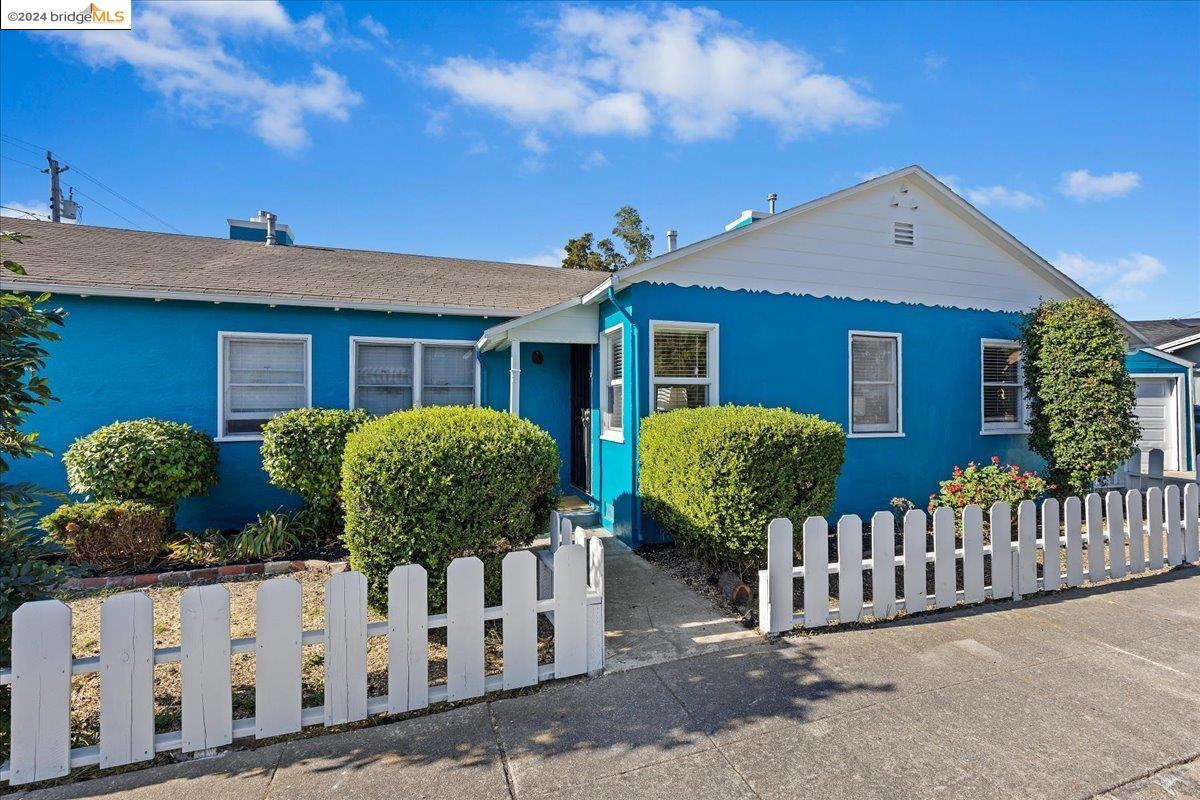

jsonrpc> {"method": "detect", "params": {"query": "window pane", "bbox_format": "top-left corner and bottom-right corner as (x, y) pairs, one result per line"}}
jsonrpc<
(356, 343), (413, 388)
(851, 336), (896, 382)
(983, 345), (1020, 384)
(229, 384), (306, 414)
(607, 331), (623, 380)
(422, 386), (474, 407)
(358, 386), (413, 416)
(984, 386), (1020, 424)
(423, 345), (474, 388)
(654, 384), (707, 412)
(654, 330), (708, 378)
(606, 383), (623, 430)
(852, 383), (897, 431)
(228, 339), (305, 384)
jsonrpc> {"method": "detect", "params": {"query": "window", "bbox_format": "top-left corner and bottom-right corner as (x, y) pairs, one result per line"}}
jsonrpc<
(601, 325), (623, 437)
(350, 338), (476, 415)
(893, 221), (914, 246)
(650, 321), (718, 413)
(849, 332), (901, 435)
(219, 333), (310, 439)
(981, 340), (1025, 432)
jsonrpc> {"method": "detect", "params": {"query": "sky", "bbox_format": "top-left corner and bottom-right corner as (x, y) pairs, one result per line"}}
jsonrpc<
(0, 0), (1197, 321)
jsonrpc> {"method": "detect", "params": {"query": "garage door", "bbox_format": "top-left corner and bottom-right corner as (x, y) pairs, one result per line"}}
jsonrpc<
(1134, 378), (1178, 470)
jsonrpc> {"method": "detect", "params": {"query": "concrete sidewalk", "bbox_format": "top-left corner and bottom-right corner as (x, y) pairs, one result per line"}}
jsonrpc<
(17, 567), (1200, 800)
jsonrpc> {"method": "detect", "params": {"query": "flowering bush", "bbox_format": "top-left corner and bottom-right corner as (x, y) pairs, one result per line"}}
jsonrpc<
(927, 457), (1051, 513)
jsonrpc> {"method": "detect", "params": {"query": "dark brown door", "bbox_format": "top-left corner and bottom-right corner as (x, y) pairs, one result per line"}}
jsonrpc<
(569, 344), (592, 494)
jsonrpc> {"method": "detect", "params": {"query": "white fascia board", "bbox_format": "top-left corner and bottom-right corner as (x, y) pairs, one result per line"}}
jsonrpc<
(1156, 332), (1200, 352)
(4, 280), (527, 318)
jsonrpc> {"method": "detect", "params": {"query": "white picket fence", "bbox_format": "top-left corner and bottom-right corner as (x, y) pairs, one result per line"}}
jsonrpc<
(760, 483), (1200, 634)
(1109, 447), (1167, 492)
(1, 529), (604, 786)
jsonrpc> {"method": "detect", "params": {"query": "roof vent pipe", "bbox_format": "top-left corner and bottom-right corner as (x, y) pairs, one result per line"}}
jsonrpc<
(767, 193), (777, 215)
(261, 210), (278, 246)
(666, 229), (678, 253)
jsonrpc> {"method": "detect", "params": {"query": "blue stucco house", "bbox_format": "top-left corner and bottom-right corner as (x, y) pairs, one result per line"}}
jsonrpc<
(4, 166), (1193, 545)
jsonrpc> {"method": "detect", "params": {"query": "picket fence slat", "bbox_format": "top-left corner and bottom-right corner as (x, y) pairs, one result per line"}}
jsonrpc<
(871, 511), (897, 619)
(387, 565), (429, 713)
(932, 507), (955, 608)
(761, 518), (794, 631)
(446, 557), (485, 701)
(10, 600), (72, 785)
(990, 503), (1012, 599)
(324, 572), (368, 726)
(902, 510), (926, 614)
(1127, 490), (1145, 574)
(554, 544), (589, 678)
(1085, 494), (1105, 582)
(803, 517), (829, 628)
(100, 593), (155, 767)
(1186, 484), (1200, 562)
(1041, 498), (1061, 592)
(180, 586), (232, 753)
(963, 504), (985, 603)
(838, 516), (864, 623)
(1147, 486), (1165, 568)
(1064, 496), (1084, 586)
(1017, 500), (1038, 596)
(1106, 492), (1126, 579)
(502, 551), (538, 689)
(255, 578), (302, 739)
(1165, 485), (1183, 566)
(585, 538), (606, 674)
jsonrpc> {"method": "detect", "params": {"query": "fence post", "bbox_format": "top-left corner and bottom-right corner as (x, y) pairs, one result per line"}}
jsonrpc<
(758, 517), (794, 634)
(549, 510), (562, 554)
(552, 544), (588, 678)
(870, 511), (897, 620)
(586, 537), (606, 675)
(501, 551), (539, 690)
(100, 592), (155, 767)
(1165, 485), (1183, 566)
(1184, 483), (1199, 563)
(1041, 498), (1061, 591)
(388, 564), (429, 713)
(255, 578), (302, 739)
(9, 600), (72, 785)
(180, 585), (232, 755)
(324, 571), (368, 726)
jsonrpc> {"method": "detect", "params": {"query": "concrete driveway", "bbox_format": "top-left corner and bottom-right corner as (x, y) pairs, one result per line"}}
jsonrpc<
(16, 567), (1200, 800)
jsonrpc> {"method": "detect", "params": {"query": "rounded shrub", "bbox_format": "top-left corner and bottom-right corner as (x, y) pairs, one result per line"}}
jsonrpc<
(639, 405), (845, 572)
(342, 406), (560, 609)
(260, 407), (371, 527)
(63, 419), (218, 509)
(41, 500), (167, 571)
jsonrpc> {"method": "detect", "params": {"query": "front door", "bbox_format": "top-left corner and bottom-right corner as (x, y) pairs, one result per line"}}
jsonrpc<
(569, 344), (592, 493)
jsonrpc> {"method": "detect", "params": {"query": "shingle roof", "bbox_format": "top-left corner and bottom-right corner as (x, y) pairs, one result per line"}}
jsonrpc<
(1128, 318), (1200, 348)
(0, 216), (606, 316)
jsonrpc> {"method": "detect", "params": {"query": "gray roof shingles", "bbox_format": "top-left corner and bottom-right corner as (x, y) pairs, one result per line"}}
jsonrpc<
(1128, 318), (1200, 348)
(0, 216), (606, 316)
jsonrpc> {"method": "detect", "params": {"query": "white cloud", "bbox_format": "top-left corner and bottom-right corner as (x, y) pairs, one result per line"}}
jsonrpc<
(425, 109), (449, 136)
(1054, 250), (1166, 301)
(44, 1), (360, 152)
(582, 150), (609, 169)
(522, 130), (549, 154)
(857, 166), (895, 182)
(359, 14), (389, 43)
(510, 248), (566, 268)
(1, 200), (76, 223)
(965, 185), (1042, 209)
(923, 54), (947, 77)
(1059, 169), (1141, 201)
(428, 5), (886, 147)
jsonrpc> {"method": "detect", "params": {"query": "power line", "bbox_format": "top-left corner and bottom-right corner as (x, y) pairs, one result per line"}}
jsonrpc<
(0, 204), (49, 220)
(0, 153), (43, 171)
(70, 187), (146, 231)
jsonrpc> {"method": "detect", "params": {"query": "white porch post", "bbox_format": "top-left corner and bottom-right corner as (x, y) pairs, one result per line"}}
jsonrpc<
(509, 339), (521, 417)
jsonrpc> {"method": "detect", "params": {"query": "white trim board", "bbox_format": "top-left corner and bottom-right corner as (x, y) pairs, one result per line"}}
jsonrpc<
(216, 331), (312, 442)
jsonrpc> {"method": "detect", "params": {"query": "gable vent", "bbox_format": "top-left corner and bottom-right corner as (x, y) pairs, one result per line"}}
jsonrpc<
(893, 221), (914, 246)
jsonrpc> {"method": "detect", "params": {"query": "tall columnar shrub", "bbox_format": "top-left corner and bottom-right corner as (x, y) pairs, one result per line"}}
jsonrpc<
(260, 407), (371, 530)
(63, 419), (219, 512)
(1019, 298), (1139, 496)
(639, 405), (846, 572)
(341, 406), (560, 609)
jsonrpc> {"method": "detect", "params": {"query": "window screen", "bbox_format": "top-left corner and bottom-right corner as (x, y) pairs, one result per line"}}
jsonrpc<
(850, 334), (899, 433)
(222, 336), (308, 436)
(652, 326), (715, 413)
(355, 342), (414, 415)
(422, 345), (475, 407)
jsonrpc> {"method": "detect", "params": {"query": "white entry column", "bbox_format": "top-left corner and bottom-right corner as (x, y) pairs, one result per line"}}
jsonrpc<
(509, 339), (521, 417)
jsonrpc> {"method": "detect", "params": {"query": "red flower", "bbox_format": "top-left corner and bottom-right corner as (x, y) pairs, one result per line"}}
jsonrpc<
(991, 455), (1001, 465)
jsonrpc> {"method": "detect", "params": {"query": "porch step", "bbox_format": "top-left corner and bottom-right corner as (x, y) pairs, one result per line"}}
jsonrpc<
(558, 507), (599, 529)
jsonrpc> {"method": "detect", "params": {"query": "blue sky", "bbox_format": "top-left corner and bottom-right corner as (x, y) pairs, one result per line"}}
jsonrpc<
(1, 0), (1196, 320)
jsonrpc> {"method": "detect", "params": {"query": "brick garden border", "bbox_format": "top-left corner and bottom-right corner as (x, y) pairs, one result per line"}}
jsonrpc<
(67, 558), (350, 591)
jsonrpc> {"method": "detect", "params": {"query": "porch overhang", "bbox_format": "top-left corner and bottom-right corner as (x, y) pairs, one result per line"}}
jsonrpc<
(476, 297), (599, 352)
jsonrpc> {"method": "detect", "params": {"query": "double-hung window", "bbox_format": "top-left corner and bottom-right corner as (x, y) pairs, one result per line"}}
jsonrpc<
(351, 338), (476, 415)
(849, 332), (901, 436)
(219, 332), (311, 439)
(650, 321), (718, 412)
(601, 325), (624, 437)
(981, 339), (1026, 433)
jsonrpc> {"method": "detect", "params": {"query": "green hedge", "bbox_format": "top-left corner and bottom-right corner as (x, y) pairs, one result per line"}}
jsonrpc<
(341, 406), (560, 609)
(42, 500), (167, 572)
(260, 407), (371, 529)
(63, 419), (218, 510)
(639, 405), (845, 570)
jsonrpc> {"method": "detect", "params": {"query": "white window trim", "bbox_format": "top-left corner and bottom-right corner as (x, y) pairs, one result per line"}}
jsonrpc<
(348, 336), (480, 413)
(980, 338), (1030, 435)
(648, 320), (720, 413)
(599, 323), (625, 443)
(847, 330), (904, 438)
(217, 331), (312, 442)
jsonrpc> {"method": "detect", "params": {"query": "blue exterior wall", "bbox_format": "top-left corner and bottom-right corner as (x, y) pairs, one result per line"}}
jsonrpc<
(11, 294), (553, 531)
(1125, 349), (1195, 471)
(597, 282), (1043, 545)
(593, 296), (637, 540)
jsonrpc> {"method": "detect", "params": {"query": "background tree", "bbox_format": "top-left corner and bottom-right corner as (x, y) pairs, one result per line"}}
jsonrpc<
(562, 206), (654, 271)
(1018, 297), (1139, 496)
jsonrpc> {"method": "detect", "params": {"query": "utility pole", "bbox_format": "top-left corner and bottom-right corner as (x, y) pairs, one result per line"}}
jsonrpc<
(42, 150), (69, 223)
